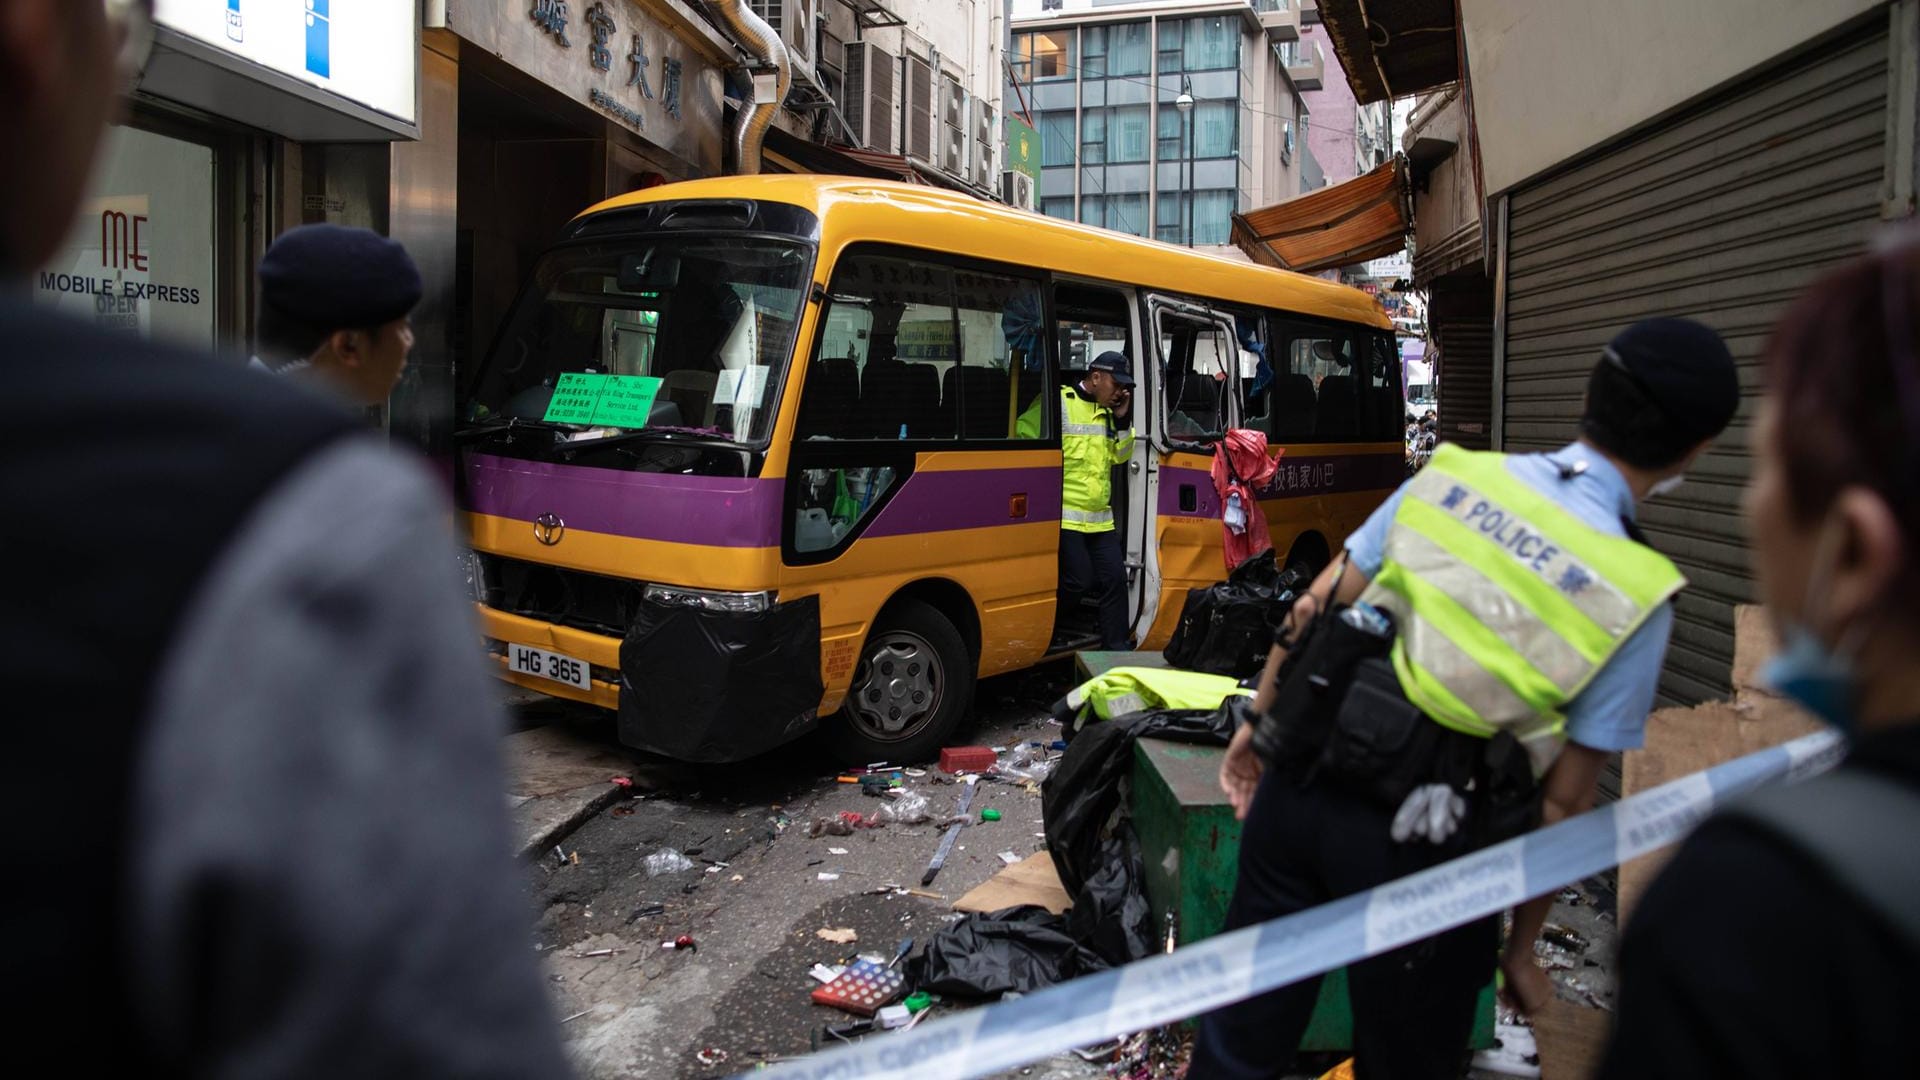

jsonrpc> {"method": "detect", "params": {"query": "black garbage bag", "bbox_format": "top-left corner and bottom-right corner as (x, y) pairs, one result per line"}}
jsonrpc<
(1042, 705), (1240, 897)
(905, 905), (1109, 998)
(1160, 554), (1306, 678)
(1065, 833), (1156, 962)
(911, 703), (1247, 999)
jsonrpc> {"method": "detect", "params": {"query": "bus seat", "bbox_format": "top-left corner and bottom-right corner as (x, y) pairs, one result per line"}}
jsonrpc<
(859, 358), (912, 438)
(661, 370), (717, 427)
(797, 360), (860, 438)
(1270, 373), (1317, 442)
(903, 362), (946, 438)
(1181, 373), (1222, 433)
(1314, 375), (1358, 439)
(947, 366), (1011, 438)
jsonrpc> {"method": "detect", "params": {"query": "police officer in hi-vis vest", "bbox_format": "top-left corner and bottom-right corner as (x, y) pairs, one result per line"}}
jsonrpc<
(1192, 319), (1740, 1079)
(1021, 351), (1137, 649)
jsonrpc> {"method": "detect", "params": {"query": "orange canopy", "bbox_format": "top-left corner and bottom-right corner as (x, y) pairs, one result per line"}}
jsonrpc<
(1231, 159), (1409, 274)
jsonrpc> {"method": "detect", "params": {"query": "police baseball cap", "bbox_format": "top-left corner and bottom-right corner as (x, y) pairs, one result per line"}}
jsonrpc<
(1601, 318), (1740, 444)
(1089, 351), (1135, 387)
(258, 224), (424, 330)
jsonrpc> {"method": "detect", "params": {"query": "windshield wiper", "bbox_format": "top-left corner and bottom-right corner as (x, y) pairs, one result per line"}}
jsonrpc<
(453, 417), (568, 444)
(553, 426), (722, 454)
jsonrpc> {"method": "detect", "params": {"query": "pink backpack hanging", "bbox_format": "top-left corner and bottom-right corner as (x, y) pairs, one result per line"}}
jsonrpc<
(1211, 429), (1281, 571)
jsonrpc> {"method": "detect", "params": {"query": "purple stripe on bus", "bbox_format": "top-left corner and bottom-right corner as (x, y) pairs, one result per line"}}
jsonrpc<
(1155, 451), (1407, 518)
(461, 453), (785, 548)
(863, 466), (1064, 538)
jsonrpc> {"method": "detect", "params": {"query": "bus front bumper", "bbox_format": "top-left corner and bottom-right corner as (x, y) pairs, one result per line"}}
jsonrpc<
(478, 595), (825, 763)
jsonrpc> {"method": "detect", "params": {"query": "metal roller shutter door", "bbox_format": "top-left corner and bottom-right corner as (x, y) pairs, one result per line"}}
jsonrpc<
(1434, 319), (1493, 450)
(1501, 22), (1891, 707)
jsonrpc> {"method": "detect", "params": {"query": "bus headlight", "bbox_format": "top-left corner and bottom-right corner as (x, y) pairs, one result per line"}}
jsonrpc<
(643, 584), (775, 614)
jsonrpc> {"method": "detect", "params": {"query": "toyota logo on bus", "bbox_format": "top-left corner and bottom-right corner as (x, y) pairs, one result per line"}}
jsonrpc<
(533, 513), (565, 546)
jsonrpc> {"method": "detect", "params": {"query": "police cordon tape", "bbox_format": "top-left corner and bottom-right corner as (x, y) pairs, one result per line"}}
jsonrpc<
(743, 729), (1846, 1080)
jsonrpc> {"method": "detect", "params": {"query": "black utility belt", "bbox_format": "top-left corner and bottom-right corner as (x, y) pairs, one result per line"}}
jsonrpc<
(1250, 603), (1541, 840)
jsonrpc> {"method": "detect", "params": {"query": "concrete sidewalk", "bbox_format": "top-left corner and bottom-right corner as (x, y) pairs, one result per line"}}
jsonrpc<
(505, 719), (641, 860)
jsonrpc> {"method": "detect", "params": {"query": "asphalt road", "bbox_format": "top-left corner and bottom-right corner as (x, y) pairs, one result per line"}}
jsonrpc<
(509, 662), (1619, 1080)
(520, 662), (1091, 1080)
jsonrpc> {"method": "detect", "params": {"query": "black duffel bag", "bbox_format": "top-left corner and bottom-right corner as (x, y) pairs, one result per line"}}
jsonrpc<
(1160, 552), (1306, 678)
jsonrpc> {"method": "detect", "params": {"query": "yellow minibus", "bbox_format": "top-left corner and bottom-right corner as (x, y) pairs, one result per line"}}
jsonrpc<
(456, 176), (1403, 763)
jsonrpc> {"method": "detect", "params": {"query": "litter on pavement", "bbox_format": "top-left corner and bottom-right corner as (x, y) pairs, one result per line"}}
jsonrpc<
(643, 848), (695, 876)
(816, 927), (859, 944)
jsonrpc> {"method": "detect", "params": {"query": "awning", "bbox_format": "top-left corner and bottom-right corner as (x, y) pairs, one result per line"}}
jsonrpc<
(762, 126), (926, 184)
(1231, 159), (1410, 274)
(1313, 0), (1459, 105)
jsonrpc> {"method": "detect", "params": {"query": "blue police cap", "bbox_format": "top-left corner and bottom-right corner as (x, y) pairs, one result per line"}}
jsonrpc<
(1089, 351), (1135, 387)
(258, 224), (423, 330)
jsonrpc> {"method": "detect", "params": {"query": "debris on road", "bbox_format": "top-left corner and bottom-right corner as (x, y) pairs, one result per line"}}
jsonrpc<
(980, 808), (1002, 822)
(662, 935), (697, 952)
(876, 1003), (911, 1028)
(815, 927), (859, 944)
(609, 776), (633, 789)
(807, 816), (854, 837)
(818, 872), (841, 881)
(938, 746), (998, 774)
(921, 778), (978, 887)
(694, 1047), (728, 1067)
(626, 902), (666, 923)
(810, 963), (846, 984)
(828, 847), (849, 855)
(810, 957), (906, 1016)
(997, 851), (1021, 866)
(644, 848), (695, 876)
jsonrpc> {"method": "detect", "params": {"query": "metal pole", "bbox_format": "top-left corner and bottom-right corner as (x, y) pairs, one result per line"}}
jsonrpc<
(1186, 113), (1193, 247)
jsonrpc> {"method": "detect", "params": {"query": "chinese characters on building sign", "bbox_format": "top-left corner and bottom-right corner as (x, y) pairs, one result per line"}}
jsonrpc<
(584, 3), (616, 72)
(537, 0), (686, 131)
(531, 0), (571, 46)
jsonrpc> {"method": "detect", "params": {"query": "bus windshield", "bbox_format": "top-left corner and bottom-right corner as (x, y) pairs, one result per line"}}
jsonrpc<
(464, 236), (811, 447)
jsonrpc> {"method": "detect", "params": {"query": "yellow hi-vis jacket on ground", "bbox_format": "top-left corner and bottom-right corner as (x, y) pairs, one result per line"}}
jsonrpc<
(1018, 385), (1134, 532)
(1360, 444), (1685, 777)
(1059, 666), (1250, 733)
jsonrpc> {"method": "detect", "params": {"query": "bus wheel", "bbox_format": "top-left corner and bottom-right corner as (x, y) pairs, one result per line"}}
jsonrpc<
(827, 599), (974, 765)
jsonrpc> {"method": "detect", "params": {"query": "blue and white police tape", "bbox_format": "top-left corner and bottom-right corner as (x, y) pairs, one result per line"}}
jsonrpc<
(746, 729), (1845, 1080)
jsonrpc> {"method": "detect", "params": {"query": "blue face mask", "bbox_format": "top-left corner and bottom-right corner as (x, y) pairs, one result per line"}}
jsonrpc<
(1760, 625), (1858, 735)
(1759, 519), (1861, 736)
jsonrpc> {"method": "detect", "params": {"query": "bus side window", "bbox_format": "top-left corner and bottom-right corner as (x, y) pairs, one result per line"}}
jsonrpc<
(1156, 310), (1235, 440)
(795, 252), (959, 441)
(953, 270), (1047, 440)
(1361, 331), (1403, 441)
(1273, 321), (1360, 442)
(1051, 283), (1136, 434)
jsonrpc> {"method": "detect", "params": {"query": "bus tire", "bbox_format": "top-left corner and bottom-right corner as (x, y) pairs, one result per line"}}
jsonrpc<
(825, 599), (974, 765)
(1285, 533), (1331, 579)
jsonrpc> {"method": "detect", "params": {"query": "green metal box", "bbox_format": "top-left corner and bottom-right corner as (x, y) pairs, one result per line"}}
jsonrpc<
(1128, 737), (1495, 1051)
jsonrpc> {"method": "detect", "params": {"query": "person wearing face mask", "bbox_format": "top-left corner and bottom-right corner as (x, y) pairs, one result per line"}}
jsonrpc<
(1191, 317), (1738, 1079)
(1599, 247), (1920, 1079)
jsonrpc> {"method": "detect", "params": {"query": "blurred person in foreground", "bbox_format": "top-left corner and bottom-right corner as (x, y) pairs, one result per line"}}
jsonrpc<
(1600, 242), (1920, 1078)
(0, 2), (570, 1075)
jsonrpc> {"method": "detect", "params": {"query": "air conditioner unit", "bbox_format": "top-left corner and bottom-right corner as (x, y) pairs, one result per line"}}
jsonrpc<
(940, 75), (967, 177)
(844, 40), (896, 152)
(902, 52), (935, 164)
(972, 99), (996, 185)
(1000, 170), (1036, 211)
(750, 0), (815, 74)
(819, 26), (845, 83)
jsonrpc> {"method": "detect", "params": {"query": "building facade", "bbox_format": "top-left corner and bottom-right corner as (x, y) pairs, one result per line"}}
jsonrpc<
(1318, 0), (1916, 706)
(1009, 0), (1311, 253)
(33, 1), (423, 356)
(1295, 4), (1387, 191)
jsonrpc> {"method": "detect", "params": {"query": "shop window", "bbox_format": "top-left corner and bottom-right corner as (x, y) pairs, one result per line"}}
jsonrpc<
(33, 124), (216, 349)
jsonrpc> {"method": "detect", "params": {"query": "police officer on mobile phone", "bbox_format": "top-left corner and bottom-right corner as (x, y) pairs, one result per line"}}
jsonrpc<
(1191, 319), (1740, 1079)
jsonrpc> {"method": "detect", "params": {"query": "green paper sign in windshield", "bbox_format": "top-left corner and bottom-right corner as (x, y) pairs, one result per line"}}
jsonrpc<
(591, 375), (663, 428)
(542, 372), (606, 424)
(540, 372), (664, 428)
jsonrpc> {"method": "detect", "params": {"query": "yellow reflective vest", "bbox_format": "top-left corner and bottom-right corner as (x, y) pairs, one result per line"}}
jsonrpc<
(1361, 444), (1685, 777)
(1019, 385), (1134, 533)
(1060, 666), (1250, 732)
